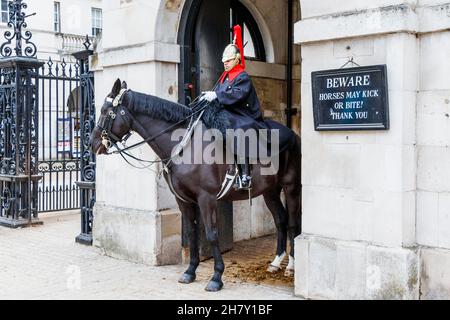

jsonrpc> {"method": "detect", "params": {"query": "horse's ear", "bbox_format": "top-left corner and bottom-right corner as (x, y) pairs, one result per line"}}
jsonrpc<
(121, 81), (128, 90)
(111, 78), (121, 96)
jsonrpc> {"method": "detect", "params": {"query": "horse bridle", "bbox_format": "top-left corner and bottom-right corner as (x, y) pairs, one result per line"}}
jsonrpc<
(95, 88), (211, 170)
(96, 89), (132, 150)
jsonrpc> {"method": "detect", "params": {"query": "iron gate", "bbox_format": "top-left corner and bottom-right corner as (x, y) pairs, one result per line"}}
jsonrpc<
(0, 56), (43, 227)
(73, 46), (96, 245)
(0, 0), (44, 227)
(37, 58), (81, 212)
(36, 42), (95, 215)
(0, 0), (96, 240)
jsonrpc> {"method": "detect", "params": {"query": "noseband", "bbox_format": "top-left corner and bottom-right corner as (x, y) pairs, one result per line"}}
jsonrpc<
(96, 89), (132, 150)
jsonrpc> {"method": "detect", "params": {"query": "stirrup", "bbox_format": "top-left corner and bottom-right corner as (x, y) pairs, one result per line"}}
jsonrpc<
(236, 175), (252, 190)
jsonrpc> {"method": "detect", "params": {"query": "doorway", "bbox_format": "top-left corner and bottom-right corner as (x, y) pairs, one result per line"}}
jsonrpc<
(177, 0), (285, 261)
(178, 0), (233, 260)
(179, 0), (267, 105)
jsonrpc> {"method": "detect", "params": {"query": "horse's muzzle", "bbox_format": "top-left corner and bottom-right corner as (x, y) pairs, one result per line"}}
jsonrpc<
(101, 138), (112, 150)
(90, 128), (107, 155)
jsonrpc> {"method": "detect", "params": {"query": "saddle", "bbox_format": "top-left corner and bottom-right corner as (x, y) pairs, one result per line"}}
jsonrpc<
(166, 100), (295, 202)
(200, 100), (297, 158)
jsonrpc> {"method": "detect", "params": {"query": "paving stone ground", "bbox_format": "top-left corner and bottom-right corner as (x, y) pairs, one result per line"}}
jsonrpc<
(0, 212), (301, 300)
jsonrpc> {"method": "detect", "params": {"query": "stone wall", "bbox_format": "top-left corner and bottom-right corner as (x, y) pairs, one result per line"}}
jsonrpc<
(415, 2), (450, 299)
(416, 29), (450, 250)
(295, 0), (450, 299)
(92, 0), (182, 266)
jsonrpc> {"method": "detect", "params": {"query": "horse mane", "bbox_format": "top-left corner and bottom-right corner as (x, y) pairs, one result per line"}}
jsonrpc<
(128, 91), (193, 122)
(127, 90), (231, 134)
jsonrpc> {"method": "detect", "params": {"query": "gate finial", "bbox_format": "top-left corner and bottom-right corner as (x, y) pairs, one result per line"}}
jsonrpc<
(83, 35), (92, 51)
(0, 0), (37, 58)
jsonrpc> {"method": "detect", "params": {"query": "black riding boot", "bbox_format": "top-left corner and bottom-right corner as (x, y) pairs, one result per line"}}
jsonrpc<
(239, 158), (252, 189)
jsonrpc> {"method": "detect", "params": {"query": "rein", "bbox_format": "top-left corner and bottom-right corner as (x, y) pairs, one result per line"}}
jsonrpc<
(98, 90), (209, 168)
(109, 101), (207, 156)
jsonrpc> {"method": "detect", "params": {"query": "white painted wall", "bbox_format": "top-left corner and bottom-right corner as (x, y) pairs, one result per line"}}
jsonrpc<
(95, 0), (178, 213)
(92, 0), (180, 264)
(416, 29), (450, 249)
(298, 31), (417, 248)
(295, 0), (450, 299)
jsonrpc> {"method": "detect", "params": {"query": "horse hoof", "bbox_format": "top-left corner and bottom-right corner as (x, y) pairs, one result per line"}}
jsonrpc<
(178, 273), (196, 284)
(267, 265), (280, 273)
(284, 269), (294, 277)
(205, 280), (223, 292)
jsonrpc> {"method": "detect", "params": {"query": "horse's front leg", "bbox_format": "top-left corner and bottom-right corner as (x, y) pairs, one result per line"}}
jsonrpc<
(177, 200), (200, 284)
(198, 193), (224, 292)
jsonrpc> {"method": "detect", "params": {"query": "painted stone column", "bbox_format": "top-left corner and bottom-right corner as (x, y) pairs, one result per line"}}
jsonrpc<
(295, 0), (450, 300)
(91, 0), (182, 266)
(294, 0), (420, 299)
(414, 3), (450, 300)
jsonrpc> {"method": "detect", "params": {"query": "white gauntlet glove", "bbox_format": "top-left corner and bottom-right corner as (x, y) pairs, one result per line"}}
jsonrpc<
(201, 91), (217, 102)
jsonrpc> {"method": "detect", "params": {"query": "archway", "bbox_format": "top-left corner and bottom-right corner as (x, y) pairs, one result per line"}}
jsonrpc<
(176, 0), (278, 261)
(177, 0), (236, 261)
(175, 0), (299, 287)
(177, 0), (272, 105)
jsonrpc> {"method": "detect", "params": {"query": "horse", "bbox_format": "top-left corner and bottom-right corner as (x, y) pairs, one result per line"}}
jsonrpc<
(91, 79), (302, 292)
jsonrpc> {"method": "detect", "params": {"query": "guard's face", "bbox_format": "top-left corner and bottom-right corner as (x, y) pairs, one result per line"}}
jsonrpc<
(224, 58), (238, 72)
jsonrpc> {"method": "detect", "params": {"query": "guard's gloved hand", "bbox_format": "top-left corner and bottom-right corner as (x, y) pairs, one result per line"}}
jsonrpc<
(200, 91), (217, 102)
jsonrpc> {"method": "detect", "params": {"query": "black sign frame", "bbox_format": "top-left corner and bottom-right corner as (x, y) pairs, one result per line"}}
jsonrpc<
(311, 65), (389, 131)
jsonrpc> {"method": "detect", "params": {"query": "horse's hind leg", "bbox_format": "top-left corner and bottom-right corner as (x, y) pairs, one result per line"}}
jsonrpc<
(198, 193), (224, 292)
(178, 201), (200, 284)
(263, 188), (288, 273)
(283, 184), (302, 277)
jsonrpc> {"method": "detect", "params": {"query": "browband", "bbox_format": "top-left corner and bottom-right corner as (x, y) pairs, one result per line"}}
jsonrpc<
(113, 89), (128, 107)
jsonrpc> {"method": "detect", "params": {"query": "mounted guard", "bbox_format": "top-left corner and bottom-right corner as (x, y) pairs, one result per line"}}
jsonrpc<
(201, 25), (267, 190)
(91, 24), (301, 292)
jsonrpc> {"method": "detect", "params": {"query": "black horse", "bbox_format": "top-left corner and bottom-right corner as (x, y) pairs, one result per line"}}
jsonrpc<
(91, 79), (302, 292)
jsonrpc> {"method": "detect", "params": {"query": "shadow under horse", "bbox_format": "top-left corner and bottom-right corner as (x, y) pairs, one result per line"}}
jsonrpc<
(91, 79), (302, 292)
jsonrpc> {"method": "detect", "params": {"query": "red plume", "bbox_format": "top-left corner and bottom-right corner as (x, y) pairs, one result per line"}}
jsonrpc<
(233, 25), (245, 68)
(218, 25), (246, 84)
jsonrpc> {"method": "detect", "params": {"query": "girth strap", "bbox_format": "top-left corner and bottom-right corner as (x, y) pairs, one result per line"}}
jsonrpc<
(163, 165), (194, 204)
(162, 106), (238, 203)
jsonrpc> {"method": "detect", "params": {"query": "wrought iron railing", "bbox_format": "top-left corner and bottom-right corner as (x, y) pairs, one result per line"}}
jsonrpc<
(73, 37), (95, 245)
(0, 1), (96, 234)
(0, 0), (37, 58)
(0, 0), (44, 227)
(36, 57), (82, 213)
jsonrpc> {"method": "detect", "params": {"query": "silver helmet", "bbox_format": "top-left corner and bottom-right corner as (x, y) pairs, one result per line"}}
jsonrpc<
(222, 44), (241, 63)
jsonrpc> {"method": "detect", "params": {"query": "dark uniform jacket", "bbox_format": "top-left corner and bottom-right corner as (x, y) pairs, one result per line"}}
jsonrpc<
(214, 71), (295, 159)
(215, 71), (267, 132)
